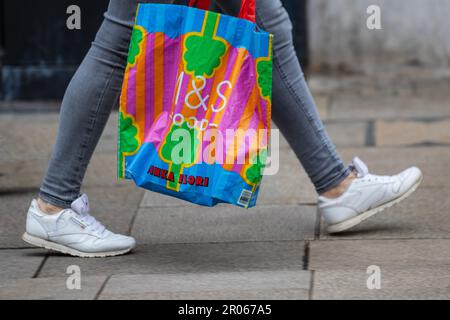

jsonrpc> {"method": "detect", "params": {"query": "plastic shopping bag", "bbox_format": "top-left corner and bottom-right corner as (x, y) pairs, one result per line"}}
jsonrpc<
(118, 0), (273, 208)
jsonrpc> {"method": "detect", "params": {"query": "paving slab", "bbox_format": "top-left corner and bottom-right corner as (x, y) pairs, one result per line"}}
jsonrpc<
(132, 204), (316, 244)
(39, 241), (305, 278)
(0, 249), (46, 280)
(319, 187), (450, 240)
(275, 120), (367, 149)
(0, 113), (58, 161)
(309, 239), (450, 299)
(329, 94), (450, 120)
(0, 192), (35, 248)
(0, 153), (123, 190)
(375, 120), (450, 146)
(99, 270), (311, 300)
(313, 269), (450, 300)
(0, 158), (48, 191)
(0, 111), (118, 191)
(324, 121), (368, 147)
(258, 173), (316, 205)
(0, 276), (107, 300)
(313, 95), (330, 120)
(0, 111), (117, 161)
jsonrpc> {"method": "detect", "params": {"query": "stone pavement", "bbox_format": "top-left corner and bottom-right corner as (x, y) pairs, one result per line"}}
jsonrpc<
(1, 67), (450, 300)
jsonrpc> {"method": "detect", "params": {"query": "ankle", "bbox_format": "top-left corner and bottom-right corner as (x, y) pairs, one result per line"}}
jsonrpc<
(320, 172), (356, 199)
(37, 198), (64, 215)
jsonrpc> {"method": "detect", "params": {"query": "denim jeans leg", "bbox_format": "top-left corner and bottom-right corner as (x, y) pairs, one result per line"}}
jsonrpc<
(254, 0), (351, 194)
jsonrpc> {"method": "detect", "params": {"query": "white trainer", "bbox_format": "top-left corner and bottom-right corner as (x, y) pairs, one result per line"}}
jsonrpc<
(318, 157), (423, 234)
(22, 194), (136, 258)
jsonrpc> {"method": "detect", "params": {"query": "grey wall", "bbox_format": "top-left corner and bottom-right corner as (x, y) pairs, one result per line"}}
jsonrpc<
(308, 0), (450, 72)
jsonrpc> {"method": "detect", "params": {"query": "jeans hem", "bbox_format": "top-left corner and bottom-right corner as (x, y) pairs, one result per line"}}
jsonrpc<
(315, 166), (352, 195)
(38, 191), (74, 209)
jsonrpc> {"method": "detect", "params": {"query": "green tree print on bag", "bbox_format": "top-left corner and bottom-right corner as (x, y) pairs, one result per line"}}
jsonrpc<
(256, 41), (273, 100)
(161, 123), (200, 191)
(128, 26), (145, 66)
(118, 112), (140, 179)
(257, 59), (273, 99)
(245, 149), (268, 185)
(183, 12), (227, 78)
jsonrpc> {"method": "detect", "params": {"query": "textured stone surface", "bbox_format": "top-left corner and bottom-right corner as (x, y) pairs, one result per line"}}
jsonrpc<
(0, 276), (106, 300)
(325, 121), (368, 147)
(0, 154), (122, 190)
(309, 239), (450, 299)
(375, 120), (450, 146)
(132, 205), (317, 244)
(329, 95), (450, 120)
(39, 241), (305, 278)
(0, 112), (117, 161)
(258, 173), (316, 205)
(0, 249), (46, 280)
(0, 111), (117, 191)
(99, 271), (311, 300)
(276, 120), (367, 149)
(0, 192), (35, 248)
(0, 113), (58, 161)
(314, 95), (330, 120)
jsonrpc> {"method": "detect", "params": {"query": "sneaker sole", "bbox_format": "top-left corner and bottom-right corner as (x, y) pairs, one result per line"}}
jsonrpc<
(327, 174), (423, 234)
(22, 232), (133, 258)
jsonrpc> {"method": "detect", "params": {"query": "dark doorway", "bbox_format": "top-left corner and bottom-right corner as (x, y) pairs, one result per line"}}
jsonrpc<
(0, 0), (308, 101)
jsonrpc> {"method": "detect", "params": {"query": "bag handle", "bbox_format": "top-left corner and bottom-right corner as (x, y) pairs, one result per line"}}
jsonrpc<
(188, 0), (210, 10)
(188, 0), (256, 23)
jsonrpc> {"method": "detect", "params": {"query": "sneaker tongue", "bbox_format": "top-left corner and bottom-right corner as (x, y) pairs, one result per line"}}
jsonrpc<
(351, 157), (369, 178)
(71, 194), (90, 216)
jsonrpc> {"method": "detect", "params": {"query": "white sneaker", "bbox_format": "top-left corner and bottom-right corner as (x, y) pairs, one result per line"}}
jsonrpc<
(22, 194), (136, 258)
(318, 157), (423, 234)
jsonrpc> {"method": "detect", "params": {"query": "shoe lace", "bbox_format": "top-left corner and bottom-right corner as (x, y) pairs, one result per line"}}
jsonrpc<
(349, 157), (369, 178)
(349, 157), (391, 183)
(71, 194), (106, 235)
(80, 214), (106, 235)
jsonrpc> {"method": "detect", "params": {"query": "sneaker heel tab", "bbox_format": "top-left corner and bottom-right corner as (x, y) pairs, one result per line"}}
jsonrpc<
(30, 199), (39, 212)
(29, 199), (45, 217)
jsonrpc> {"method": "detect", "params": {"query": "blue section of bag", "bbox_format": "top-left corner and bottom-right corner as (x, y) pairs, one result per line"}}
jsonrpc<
(124, 142), (260, 208)
(135, 3), (271, 59)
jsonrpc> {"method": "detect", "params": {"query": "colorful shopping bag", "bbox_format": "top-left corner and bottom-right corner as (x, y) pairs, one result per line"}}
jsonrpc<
(118, 0), (273, 208)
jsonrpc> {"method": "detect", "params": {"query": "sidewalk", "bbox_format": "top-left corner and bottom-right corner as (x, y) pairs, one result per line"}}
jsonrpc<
(1, 67), (449, 300)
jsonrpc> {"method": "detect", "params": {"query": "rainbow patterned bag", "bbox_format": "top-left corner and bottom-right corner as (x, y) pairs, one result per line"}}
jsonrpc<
(118, 0), (273, 208)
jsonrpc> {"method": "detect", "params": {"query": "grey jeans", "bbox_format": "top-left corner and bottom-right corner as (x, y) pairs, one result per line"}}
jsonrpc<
(39, 0), (350, 208)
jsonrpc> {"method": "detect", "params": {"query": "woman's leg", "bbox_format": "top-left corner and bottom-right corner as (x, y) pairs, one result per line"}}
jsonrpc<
(217, 0), (352, 195)
(218, 0), (423, 234)
(39, 0), (174, 209)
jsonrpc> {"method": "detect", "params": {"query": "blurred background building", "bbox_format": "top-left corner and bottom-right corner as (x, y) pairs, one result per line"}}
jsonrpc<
(0, 0), (308, 101)
(308, 0), (450, 73)
(1, 0), (450, 101)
